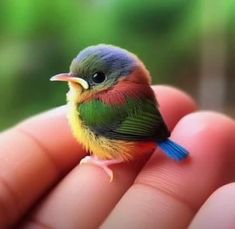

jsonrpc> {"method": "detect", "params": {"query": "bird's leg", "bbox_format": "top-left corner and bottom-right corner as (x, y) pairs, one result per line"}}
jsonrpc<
(80, 156), (124, 182)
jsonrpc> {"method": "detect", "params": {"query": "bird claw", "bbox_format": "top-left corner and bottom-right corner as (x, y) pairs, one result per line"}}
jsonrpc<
(80, 156), (123, 182)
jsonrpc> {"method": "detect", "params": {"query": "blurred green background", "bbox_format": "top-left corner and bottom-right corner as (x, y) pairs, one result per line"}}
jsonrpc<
(0, 0), (234, 130)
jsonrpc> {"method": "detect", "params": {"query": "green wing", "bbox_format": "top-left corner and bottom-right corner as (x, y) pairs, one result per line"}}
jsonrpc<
(78, 98), (170, 141)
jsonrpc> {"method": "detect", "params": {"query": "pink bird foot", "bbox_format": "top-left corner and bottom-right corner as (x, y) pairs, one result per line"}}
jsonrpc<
(80, 156), (124, 182)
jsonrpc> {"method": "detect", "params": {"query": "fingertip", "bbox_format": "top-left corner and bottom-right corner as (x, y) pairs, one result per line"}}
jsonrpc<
(172, 111), (235, 151)
(15, 105), (85, 172)
(152, 85), (197, 109)
(189, 182), (235, 229)
(152, 85), (197, 130)
(164, 111), (235, 206)
(0, 106), (86, 227)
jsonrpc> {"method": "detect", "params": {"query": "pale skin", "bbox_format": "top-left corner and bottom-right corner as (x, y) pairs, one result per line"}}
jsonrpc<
(0, 85), (235, 228)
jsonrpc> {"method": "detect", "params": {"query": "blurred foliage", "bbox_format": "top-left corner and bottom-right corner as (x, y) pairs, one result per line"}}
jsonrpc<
(0, 0), (234, 129)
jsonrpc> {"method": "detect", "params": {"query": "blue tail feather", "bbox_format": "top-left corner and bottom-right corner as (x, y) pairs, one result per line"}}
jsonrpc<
(157, 139), (189, 161)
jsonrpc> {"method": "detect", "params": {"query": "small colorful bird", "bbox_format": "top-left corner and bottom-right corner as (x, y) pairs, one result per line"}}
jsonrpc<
(51, 44), (188, 181)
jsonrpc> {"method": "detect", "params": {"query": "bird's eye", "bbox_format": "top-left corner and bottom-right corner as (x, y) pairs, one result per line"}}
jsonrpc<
(92, 72), (106, 84)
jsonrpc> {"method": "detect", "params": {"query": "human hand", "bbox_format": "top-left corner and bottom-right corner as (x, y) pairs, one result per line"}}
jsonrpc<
(1, 86), (235, 228)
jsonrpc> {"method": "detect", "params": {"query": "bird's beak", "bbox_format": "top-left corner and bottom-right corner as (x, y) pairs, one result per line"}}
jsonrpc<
(50, 73), (89, 90)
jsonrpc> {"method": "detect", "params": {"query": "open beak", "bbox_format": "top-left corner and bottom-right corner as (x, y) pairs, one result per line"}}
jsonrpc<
(50, 73), (89, 90)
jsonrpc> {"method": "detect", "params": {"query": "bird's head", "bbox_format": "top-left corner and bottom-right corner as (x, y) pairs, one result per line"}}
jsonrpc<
(50, 44), (151, 103)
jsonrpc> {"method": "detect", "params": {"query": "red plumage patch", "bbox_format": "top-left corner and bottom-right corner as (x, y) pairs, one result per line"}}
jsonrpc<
(96, 82), (155, 105)
(96, 67), (155, 105)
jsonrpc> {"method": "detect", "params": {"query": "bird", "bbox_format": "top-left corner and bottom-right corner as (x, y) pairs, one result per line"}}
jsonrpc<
(50, 44), (189, 181)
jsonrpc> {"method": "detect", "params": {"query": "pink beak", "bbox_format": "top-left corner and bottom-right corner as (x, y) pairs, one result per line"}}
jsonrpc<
(50, 73), (89, 89)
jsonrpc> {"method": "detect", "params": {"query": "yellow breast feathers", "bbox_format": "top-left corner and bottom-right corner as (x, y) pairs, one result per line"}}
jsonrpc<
(66, 88), (136, 160)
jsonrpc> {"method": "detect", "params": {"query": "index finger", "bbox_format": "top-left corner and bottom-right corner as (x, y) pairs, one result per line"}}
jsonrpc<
(0, 106), (85, 227)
